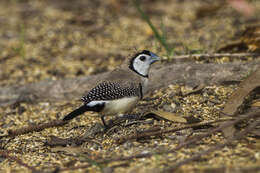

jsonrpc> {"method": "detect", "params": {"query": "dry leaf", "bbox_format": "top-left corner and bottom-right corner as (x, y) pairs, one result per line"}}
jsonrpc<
(222, 66), (260, 116)
(183, 84), (205, 96)
(150, 110), (187, 123)
(251, 100), (260, 107)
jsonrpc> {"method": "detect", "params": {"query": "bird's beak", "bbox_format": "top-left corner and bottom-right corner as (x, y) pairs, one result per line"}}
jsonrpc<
(150, 52), (160, 64)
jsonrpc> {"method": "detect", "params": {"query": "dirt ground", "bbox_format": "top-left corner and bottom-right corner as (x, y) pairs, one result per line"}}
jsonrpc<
(0, 0), (260, 172)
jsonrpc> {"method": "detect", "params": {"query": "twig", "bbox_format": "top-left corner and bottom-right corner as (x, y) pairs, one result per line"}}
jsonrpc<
(1, 120), (68, 138)
(171, 53), (260, 63)
(0, 150), (37, 171)
(45, 135), (101, 147)
(163, 117), (260, 172)
(173, 110), (259, 149)
(115, 118), (233, 144)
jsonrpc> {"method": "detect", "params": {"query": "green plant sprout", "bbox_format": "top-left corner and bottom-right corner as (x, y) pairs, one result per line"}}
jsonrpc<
(13, 23), (26, 59)
(133, 0), (174, 57)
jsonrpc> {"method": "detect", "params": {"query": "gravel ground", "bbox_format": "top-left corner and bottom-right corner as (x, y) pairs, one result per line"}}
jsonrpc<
(0, 0), (260, 172)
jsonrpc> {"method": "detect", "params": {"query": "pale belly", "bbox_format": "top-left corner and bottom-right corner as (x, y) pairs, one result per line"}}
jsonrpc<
(101, 97), (139, 115)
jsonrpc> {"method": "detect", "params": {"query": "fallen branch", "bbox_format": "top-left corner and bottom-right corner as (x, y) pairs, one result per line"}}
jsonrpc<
(0, 61), (259, 107)
(171, 53), (260, 63)
(0, 120), (68, 138)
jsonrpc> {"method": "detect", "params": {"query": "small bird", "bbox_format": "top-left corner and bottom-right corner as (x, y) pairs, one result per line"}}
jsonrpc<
(62, 50), (160, 127)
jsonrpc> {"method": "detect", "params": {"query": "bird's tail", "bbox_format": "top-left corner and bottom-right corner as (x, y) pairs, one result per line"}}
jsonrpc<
(62, 105), (90, 121)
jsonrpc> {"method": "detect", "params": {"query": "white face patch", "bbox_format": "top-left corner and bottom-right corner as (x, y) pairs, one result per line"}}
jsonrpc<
(132, 54), (152, 77)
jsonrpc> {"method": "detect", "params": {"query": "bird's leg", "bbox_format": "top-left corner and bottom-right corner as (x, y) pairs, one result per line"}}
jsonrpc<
(101, 114), (141, 129)
(100, 115), (108, 127)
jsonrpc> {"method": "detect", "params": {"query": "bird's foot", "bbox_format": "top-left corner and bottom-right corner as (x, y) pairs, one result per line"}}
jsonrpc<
(97, 114), (143, 133)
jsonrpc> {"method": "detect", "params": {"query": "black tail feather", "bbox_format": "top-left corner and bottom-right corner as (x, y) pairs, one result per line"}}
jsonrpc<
(63, 105), (90, 121)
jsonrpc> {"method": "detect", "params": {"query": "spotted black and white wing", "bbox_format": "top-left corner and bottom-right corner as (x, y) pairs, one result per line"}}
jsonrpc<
(63, 81), (142, 121)
(81, 81), (142, 104)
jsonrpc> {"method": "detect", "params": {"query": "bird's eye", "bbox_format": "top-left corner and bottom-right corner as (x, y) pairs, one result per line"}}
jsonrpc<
(140, 56), (146, 61)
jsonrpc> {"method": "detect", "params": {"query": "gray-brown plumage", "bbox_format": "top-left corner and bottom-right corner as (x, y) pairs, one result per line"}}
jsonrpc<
(63, 50), (160, 126)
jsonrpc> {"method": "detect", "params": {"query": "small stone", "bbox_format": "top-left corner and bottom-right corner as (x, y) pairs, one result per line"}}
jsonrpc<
(162, 105), (172, 112)
(17, 106), (26, 115)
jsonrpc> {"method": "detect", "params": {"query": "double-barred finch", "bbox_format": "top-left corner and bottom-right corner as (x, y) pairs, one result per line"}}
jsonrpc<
(63, 50), (160, 127)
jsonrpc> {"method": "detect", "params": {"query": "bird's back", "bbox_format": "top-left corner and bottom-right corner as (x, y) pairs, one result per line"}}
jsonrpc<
(81, 67), (144, 104)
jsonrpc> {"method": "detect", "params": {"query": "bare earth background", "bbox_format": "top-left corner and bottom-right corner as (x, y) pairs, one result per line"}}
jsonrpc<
(0, 0), (260, 173)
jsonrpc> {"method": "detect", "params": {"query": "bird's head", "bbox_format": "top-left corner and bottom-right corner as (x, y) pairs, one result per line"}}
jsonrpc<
(129, 50), (160, 78)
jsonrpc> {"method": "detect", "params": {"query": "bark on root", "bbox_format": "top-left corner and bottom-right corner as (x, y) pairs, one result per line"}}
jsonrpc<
(0, 61), (259, 107)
